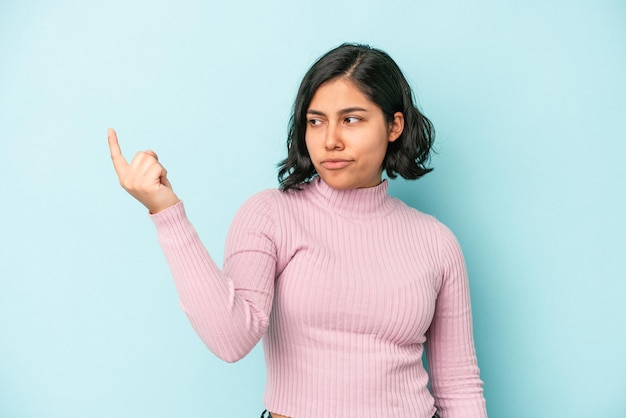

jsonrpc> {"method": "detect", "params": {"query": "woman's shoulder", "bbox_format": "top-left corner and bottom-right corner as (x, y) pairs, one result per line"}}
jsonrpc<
(235, 185), (306, 217)
(392, 198), (440, 225)
(392, 199), (460, 243)
(243, 185), (303, 204)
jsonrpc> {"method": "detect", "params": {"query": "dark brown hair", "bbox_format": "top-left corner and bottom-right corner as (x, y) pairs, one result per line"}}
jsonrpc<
(278, 43), (435, 191)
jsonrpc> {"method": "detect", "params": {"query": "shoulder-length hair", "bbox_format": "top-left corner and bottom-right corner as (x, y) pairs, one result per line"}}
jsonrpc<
(278, 43), (435, 191)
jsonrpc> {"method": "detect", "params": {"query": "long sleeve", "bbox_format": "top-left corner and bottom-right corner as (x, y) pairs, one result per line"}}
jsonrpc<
(150, 192), (277, 362)
(426, 223), (487, 417)
(147, 177), (486, 418)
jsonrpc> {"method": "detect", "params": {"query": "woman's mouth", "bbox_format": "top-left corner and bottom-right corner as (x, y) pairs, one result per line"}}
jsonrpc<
(321, 159), (352, 170)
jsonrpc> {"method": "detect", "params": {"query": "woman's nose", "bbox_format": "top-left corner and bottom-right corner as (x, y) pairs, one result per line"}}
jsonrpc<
(324, 124), (344, 150)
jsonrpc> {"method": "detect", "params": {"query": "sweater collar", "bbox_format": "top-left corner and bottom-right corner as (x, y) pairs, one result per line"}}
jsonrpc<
(307, 176), (396, 218)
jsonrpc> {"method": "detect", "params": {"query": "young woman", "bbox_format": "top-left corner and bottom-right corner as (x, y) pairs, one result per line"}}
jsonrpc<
(108, 43), (487, 418)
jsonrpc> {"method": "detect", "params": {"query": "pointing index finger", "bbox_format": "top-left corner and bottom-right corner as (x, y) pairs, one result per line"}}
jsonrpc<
(107, 128), (128, 173)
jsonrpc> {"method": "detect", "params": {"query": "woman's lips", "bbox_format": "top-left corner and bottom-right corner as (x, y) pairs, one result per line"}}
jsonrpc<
(321, 159), (352, 170)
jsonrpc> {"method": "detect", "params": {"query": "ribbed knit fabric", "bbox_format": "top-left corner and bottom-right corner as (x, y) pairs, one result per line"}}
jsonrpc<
(151, 177), (487, 418)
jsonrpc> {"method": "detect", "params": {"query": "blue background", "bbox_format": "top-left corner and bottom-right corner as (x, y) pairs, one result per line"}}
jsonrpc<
(1, 1), (625, 417)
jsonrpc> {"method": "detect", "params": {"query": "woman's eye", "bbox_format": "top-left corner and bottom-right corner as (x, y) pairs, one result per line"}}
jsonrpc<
(308, 119), (321, 126)
(345, 116), (360, 124)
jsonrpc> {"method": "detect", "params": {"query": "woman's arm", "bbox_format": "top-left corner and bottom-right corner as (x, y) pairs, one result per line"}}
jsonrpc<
(151, 195), (276, 362)
(426, 223), (487, 418)
(108, 129), (276, 362)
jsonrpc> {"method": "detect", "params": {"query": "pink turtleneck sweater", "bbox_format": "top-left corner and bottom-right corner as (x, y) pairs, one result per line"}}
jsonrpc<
(151, 177), (486, 418)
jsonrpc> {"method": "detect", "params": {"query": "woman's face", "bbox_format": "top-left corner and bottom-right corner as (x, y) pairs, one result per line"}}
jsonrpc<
(305, 77), (404, 190)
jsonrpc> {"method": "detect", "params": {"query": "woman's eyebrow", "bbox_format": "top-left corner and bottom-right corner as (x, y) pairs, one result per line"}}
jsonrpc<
(306, 107), (369, 116)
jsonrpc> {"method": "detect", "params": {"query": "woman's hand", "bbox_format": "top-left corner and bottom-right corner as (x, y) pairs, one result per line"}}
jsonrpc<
(108, 128), (180, 214)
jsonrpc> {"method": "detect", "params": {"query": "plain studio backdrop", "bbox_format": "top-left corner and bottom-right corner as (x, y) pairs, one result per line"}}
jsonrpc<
(1, 1), (624, 417)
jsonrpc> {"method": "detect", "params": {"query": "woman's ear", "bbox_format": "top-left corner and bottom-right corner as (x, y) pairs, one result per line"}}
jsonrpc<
(388, 112), (404, 142)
